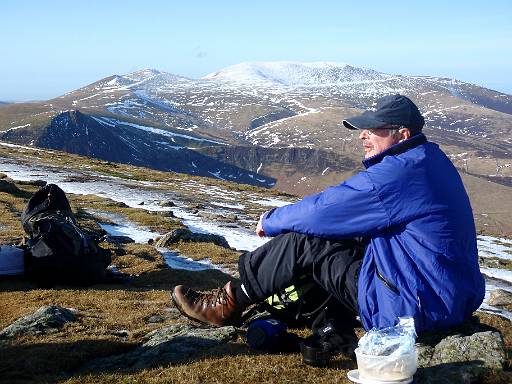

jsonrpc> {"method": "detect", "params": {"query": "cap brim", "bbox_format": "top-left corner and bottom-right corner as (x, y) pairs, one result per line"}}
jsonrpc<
(342, 112), (387, 130)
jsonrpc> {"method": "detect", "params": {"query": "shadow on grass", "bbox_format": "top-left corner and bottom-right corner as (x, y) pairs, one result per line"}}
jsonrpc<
(9, 188), (34, 200)
(414, 360), (503, 383)
(77, 334), (355, 377)
(417, 315), (502, 346)
(126, 267), (239, 291)
(0, 275), (37, 292)
(1, 335), (343, 382)
(0, 267), (237, 293)
(0, 338), (135, 384)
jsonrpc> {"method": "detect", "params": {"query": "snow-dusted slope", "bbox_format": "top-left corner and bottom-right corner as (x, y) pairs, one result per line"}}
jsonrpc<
(203, 61), (394, 87)
(1, 62), (512, 199)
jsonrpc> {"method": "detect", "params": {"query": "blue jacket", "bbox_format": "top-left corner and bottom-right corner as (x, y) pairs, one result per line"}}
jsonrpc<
(262, 134), (485, 333)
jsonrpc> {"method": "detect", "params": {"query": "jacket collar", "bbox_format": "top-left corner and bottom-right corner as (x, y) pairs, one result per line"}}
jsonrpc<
(362, 133), (428, 169)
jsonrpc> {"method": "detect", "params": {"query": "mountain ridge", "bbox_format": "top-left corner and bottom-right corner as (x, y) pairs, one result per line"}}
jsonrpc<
(0, 61), (511, 199)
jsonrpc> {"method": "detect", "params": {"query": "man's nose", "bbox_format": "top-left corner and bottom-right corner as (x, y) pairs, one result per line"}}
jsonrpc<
(359, 130), (369, 139)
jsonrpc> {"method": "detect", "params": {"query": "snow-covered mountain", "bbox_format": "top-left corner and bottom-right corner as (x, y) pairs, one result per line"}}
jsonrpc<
(0, 62), (511, 197)
(203, 61), (393, 87)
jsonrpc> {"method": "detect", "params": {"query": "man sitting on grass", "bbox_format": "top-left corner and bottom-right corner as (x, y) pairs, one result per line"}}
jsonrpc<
(172, 94), (485, 335)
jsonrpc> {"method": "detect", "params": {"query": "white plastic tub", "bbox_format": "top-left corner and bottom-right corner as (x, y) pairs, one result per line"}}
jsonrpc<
(354, 347), (417, 381)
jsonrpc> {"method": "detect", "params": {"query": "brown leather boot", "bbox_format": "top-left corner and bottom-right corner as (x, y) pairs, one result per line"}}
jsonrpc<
(171, 281), (243, 327)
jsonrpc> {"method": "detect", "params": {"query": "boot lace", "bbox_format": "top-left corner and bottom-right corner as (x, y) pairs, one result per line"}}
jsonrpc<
(193, 287), (229, 307)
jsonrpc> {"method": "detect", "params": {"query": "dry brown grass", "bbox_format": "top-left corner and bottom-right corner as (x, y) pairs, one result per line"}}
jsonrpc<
(0, 239), (240, 384)
(174, 241), (242, 267)
(0, 285), (167, 383)
(70, 194), (185, 234)
(0, 186), (37, 244)
(2, 255), (511, 384)
(1, 145), (511, 383)
(0, 144), (286, 198)
(64, 350), (357, 384)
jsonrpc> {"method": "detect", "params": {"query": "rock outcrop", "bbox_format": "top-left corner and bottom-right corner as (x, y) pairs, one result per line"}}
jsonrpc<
(0, 178), (20, 194)
(415, 331), (507, 383)
(82, 324), (237, 371)
(488, 289), (512, 307)
(155, 228), (230, 249)
(0, 305), (76, 339)
(101, 235), (135, 245)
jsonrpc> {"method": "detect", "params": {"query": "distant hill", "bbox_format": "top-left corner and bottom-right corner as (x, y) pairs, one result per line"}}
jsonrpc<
(0, 62), (511, 197)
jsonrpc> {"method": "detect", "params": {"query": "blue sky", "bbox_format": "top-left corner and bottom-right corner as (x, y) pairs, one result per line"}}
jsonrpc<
(1, 0), (511, 101)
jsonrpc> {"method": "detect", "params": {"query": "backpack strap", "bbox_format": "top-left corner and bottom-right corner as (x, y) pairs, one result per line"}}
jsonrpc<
(298, 293), (332, 319)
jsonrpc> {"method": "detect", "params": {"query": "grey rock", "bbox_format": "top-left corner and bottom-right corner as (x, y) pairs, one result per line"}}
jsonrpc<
(431, 332), (505, 369)
(82, 324), (237, 371)
(163, 307), (183, 320)
(157, 210), (175, 218)
(147, 315), (166, 323)
(155, 228), (230, 249)
(15, 179), (47, 187)
(142, 324), (236, 348)
(220, 223), (239, 228)
(102, 235), (135, 245)
(479, 256), (512, 270)
(415, 331), (506, 383)
(224, 213), (238, 222)
(488, 289), (512, 306)
(0, 305), (76, 339)
(112, 201), (129, 208)
(198, 211), (219, 220)
(0, 179), (20, 194)
(416, 343), (434, 365)
(112, 330), (130, 338)
(159, 200), (175, 207)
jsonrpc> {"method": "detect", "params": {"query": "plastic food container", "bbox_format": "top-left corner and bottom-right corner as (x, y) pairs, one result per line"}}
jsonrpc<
(354, 348), (417, 381)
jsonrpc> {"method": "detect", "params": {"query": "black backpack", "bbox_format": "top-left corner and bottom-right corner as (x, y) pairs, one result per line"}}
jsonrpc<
(21, 184), (111, 287)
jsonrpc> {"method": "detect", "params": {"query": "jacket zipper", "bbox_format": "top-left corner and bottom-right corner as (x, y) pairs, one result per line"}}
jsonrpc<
(375, 267), (400, 295)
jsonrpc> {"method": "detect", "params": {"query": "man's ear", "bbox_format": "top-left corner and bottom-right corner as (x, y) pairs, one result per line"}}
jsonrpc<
(399, 128), (411, 142)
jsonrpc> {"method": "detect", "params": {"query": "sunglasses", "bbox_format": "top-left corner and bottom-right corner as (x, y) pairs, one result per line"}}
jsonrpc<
(363, 126), (405, 137)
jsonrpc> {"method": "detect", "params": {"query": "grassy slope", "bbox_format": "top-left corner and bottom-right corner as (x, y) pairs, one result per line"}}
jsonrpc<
(0, 146), (511, 383)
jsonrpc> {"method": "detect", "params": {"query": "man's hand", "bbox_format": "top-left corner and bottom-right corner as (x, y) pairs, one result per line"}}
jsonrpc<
(256, 212), (266, 237)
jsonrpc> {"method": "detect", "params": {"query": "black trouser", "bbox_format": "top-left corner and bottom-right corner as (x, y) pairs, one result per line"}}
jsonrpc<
(238, 232), (365, 317)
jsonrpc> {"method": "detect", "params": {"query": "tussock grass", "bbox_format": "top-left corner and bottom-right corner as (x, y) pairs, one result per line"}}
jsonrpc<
(112, 244), (166, 275)
(479, 256), (512, 271)
(0, 237), (239, 384)
(1, 141), (511, 383)
(0, 144), (290, 198)
(0, 187), (36, 244)
(64, 350), (357, 384)
(174, 241), (242, 266)
(70, 194), (185, 234)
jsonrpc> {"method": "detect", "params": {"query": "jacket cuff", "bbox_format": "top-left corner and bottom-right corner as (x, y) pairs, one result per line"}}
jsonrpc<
(261, 208), (277, 235)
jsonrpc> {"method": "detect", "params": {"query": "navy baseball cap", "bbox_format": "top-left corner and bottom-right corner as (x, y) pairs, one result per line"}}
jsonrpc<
(342, 94), (425, 134)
